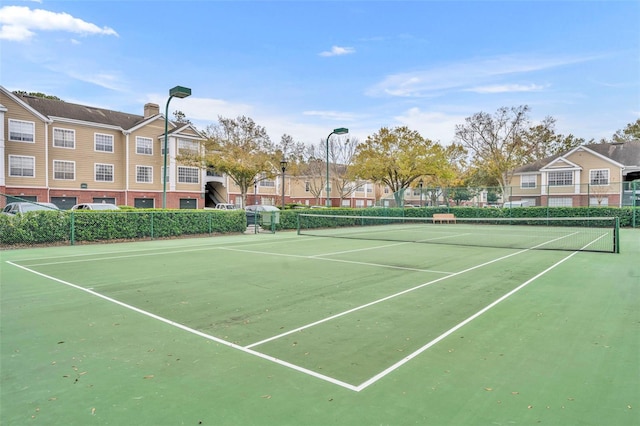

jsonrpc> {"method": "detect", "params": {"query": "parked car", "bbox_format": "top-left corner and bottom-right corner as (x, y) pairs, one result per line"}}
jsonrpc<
(71, 203), (120, 211)
(245, 205), (280, 225)
(503, 200), (533, 208)
(215, 203), (238, 210)
(2, 202), (60, 215)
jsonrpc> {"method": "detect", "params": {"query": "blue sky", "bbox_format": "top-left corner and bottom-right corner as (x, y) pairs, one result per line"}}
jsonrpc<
(1, 0), (638, 146)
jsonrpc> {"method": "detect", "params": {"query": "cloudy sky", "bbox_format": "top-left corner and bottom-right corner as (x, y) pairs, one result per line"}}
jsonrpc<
(1, 0), (638, 146)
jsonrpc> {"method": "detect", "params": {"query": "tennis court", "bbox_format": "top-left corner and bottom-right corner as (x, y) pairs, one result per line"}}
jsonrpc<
(1, 221), (638, 425)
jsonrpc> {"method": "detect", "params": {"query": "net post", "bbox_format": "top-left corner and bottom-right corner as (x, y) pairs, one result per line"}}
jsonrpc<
(296, 213), (301, 235)
(614, 217), (620, 254)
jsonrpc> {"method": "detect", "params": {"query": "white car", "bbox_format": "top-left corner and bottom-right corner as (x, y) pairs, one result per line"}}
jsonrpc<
(71, 203), (120, 211)
(215, 203), (238, 210)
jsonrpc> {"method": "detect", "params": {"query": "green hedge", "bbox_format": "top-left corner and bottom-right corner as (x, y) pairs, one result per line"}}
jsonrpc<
(1, 209), (246, 247)
(1, 206), (635, 248)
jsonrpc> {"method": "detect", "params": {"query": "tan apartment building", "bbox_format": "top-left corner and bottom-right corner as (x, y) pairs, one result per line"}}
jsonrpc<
(507, 141), (640, 207)
(0, 86), (211, 209)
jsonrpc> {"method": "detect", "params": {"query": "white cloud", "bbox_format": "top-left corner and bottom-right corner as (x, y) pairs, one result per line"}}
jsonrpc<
(319, 45), (355, 57)
(366, 54), (597, 98)
(0, 6), (118, 41)
(393, 108), (466, 145)
(466, 83), (547, 94)
(303, 110), (359, 121)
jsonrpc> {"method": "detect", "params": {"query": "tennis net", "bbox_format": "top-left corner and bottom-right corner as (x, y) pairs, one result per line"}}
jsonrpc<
(296, 214), (620, 253)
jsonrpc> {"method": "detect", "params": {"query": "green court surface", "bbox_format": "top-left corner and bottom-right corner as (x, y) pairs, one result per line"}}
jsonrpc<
(1, 229), (638, 425)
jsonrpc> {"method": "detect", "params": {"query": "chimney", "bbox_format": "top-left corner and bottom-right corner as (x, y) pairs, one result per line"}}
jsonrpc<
(144, 103), (160, 118)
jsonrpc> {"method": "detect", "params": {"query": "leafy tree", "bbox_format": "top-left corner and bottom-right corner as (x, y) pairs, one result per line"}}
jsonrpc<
(351, 126), (450, 206)
(454, 105), (532, 198)
(201, 116), (275, 207)
(612, 118), (640, 143)
(519, 116), (584, 163)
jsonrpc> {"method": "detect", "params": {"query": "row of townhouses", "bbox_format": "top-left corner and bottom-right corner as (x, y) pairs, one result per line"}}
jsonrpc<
(1, 86), (639, 210)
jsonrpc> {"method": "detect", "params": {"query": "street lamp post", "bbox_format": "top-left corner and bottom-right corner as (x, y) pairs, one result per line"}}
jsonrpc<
(162, 85), (192, 209)
(419, 179), (424, 207)
(325, 127), (349, 207)
(280, 158), (288, 209)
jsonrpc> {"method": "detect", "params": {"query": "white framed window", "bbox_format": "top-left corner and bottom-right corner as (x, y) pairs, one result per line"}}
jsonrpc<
(53, 128), (75, 148)
(53, 160), (75, 180)
(9, 119), (35, 142)
(548, 197), (573, 207)
(95, 133), (114, 152)
(520, 174), (536, 189)
(178, 138), (199, 154)
(177, 166), (199, 183)
(590, 169), (609, 186)
(136, 166), (153, 183)
(8, 155), (35, 177)
(260, 178), (275, 187)
(95, 163), (114, 182)
(548, 171), (573, 186)
(355, 199), (365, 208)
(136, 137), (153, 155)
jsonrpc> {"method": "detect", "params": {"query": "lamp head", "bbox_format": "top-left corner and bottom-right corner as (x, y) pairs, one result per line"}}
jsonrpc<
(169, 86), (192, 99)
(333, 127), (349, 135)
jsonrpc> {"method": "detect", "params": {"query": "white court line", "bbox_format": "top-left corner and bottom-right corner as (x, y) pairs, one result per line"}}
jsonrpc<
(5, 260), (360, 392)
(219, 246), (453, 275)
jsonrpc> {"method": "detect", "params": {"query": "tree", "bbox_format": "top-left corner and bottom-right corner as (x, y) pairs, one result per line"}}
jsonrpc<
(454, 106), (532, 198)
(519, 116), (584, 163)
(202, 116), (275, 207)
(351, 126), (450, 206)
(173, 110), (192, 125)
(612, 118), (640, 143)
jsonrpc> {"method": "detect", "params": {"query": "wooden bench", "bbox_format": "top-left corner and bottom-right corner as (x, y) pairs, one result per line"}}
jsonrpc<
(432, 213), (456, 224)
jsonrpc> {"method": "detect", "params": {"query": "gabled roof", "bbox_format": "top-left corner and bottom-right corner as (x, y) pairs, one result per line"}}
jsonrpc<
(514, 141), (640, 173)
(16, 93), (145, 129)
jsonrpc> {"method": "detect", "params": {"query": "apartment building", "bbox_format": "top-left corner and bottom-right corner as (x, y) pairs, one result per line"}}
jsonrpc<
(0, 86), (207, 209)
(507, 141), (640, 207)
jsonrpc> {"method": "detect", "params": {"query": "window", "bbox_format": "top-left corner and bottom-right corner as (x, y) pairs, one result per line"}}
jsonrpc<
(53, 128), (75, 148)
(9, 119), (35, 142)
(260, 178), (275, 187)
(136, 137), (153, 155)
(590, 197), (609, 206)
(8, 155), (35, 177)
(305, 181), (310, 192)
(520, 174), (536, 189)
(548, 171), (573, 186)
(548, 197), (573, 207)
(95, 163), (114, 182)
(178, 139), (199, 154)
(53, 160), (75, 180)
(177, 166), (199, 183)
(355, 199), (365, 208)
(95, 133), (114, 152)
(590, 169), (609, 186)
(136, 166), (153, 183)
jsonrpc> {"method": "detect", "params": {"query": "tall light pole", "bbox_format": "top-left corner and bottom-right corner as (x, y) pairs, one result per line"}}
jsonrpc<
(280, 158), (288, 209)
(162, 85), (192, 209)
(419, 179), (424, 207)
(325, 127), (349, 207)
